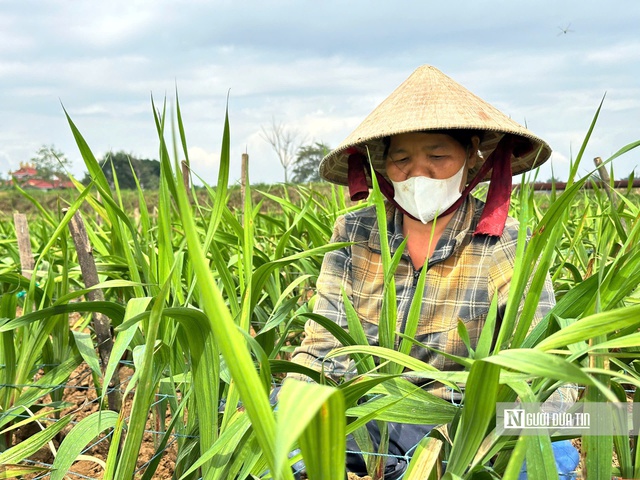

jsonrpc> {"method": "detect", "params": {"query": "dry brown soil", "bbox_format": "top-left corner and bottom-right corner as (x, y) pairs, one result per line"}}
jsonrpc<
(16, 363), (176, 479)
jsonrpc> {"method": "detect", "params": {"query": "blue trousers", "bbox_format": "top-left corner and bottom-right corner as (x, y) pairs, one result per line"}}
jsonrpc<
(518, 439), (580, 479)
(346, 422), (580, 479)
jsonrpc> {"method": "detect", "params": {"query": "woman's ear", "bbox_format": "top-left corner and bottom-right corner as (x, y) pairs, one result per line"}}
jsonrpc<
(468, 136), (481, 169)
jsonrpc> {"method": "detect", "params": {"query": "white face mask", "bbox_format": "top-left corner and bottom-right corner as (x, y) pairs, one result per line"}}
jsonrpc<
(391, 163), (466, 224)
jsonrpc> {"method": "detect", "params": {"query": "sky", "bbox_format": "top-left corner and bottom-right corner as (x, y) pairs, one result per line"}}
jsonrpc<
(1, 0), (639, 188)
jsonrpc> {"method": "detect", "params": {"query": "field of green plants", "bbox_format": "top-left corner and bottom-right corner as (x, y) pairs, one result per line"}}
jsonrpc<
(1, 99), (640, 480)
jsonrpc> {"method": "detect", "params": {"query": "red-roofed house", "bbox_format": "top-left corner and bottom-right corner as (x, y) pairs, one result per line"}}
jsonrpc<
(8, 162), (73, 190)
(11, 163), (38, 179)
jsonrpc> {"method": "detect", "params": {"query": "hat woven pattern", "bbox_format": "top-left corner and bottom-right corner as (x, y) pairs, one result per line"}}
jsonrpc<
(319, 65), (551, 186)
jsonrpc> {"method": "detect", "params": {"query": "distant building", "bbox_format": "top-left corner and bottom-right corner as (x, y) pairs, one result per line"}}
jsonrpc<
(7, 162), (74, 190)
(11, 163), (38, 180)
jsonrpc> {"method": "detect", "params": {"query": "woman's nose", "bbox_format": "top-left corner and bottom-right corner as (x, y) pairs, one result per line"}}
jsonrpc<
(407, 157), (435, 178)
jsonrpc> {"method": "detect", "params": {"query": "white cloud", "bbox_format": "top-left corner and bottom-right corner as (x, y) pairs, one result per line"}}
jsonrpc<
(1, 0), (639, 187)
(0, 151), (12, 178)
(187, 146), (221, 185)
(585, 42), (640, 65)
(549, 151), (571, 167)
(64, 12), (157, 49)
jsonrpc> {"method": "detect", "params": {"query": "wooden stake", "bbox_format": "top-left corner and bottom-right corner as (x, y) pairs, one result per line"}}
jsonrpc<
(13, 213), (34, 280)
(594, 157), (613, 201)
(241, 153), (249, 207)
(181, 160), (190, 192)
(67, 210), (122, 412)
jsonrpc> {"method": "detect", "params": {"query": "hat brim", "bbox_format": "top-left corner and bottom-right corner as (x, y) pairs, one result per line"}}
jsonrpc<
(318, 65), (552, 186)
(320, 128), (551, 187)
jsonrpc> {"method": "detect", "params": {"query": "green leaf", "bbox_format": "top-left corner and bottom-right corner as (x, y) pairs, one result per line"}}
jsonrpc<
(536, 304), (640, 351)
(342, 289), (377, 374)
(277, 380), (345, 480)
(72, 330), (102, 380)
(114, 279), (171, 480)
(501, 436), (528, 480)
(250, 242), (352, 312)
(139, 393), (190, 480)
(486, 349), (593, 387)
(456, 320), (473, 357)
(475, 291), (499, 359)
(582, 332), (614, 480)
(398, 259), (428, 360)
(328, 344), (440, 373)
(446, 360), (500, 476)
(0, 302), (126, 332)
(50, 411), (119, 480)
(508, 381), (559, 480)
(404, 436), (443, 480)
(173, 104), (289, 479)
(101, 297), (152, 407)
(178, 411), (251, 480)
(3, 355), (81, 430)
(0, 415), (71, 464)
(346, 377), (459, 424)
(0, 465), (51, 478)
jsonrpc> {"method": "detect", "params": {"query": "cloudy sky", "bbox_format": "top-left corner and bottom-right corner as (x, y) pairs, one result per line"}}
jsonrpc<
(1, 0), (639, 187)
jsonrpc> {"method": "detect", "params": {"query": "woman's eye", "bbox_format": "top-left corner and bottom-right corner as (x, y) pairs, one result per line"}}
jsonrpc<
(392, 157), (409, 164)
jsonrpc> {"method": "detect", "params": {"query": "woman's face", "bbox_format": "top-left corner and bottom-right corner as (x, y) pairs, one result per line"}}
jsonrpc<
(385, 132), (479, 183)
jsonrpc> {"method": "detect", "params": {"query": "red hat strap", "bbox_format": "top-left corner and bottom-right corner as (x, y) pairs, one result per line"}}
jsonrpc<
(347, 149), (370, 201)
(472, 135), (516, 236)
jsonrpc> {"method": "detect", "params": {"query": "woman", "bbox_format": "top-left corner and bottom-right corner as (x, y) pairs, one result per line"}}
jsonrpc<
(288, 65), (579, 479)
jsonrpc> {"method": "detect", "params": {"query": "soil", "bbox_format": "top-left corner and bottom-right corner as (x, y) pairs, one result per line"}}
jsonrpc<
(16, 363), (177, 479)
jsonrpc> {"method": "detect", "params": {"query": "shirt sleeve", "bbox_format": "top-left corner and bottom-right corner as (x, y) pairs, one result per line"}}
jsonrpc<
(288, 214), (356, 382)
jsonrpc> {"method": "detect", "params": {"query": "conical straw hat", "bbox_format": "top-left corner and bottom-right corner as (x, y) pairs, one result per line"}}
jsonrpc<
(319, 65), (551, 185)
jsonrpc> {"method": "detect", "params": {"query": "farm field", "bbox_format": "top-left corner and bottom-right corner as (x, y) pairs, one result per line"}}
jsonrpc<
(0, 183), (325, 219)
(1, 107), (640, 480)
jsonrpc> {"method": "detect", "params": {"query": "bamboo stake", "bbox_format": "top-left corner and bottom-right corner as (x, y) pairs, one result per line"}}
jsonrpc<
(181, 159), (190, 192)
(240, 152), (249, 224)
(241, 153), (249, 206)
(13, 213), (34, 280)
(67, 210), (122, 412)
(594, 157), (614, 203)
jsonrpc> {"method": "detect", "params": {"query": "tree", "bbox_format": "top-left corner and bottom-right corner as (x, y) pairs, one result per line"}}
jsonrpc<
(261, 119), (305, 183)
(30, 144), (71, 181)
(97, 151), (160, 190)
(291, 142), (330, 183)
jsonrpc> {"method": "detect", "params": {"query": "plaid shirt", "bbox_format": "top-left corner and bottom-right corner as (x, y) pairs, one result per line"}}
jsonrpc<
(290, 196), (556, 399)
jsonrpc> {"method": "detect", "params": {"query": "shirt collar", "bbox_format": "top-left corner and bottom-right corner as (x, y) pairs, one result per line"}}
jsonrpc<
(429, 197), (475, 266)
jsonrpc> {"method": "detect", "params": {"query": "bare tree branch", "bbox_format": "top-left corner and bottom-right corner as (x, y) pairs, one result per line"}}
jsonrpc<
(260, 118), (305, 183)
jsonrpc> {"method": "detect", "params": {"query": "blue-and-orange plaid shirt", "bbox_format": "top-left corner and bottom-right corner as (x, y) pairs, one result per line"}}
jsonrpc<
(290, 196), (556, 400)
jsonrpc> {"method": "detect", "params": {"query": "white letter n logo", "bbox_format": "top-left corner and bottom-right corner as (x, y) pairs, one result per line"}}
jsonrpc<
(504, 409), (524, 428)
